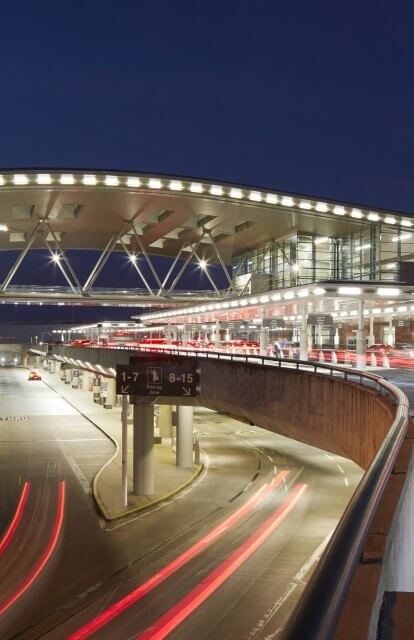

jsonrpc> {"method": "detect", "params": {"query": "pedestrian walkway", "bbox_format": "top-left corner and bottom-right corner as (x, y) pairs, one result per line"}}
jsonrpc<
(40, 369), (202, 521)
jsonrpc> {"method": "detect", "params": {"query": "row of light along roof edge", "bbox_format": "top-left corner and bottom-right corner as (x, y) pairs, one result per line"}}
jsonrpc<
(0, 168), (410, 227)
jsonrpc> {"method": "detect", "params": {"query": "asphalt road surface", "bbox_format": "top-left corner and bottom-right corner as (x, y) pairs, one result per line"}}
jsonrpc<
(0, 368), (362, 639)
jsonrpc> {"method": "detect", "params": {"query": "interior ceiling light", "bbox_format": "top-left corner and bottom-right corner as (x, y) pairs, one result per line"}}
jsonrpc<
(333, 205), (346, 215)
(338, 286), (362, 295)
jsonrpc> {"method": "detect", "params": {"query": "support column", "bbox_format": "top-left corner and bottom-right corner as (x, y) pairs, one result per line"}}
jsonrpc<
(387, 316), (395, 346)
(93, 375), (101, 403)
(176, 405), (193, 468)
(71, 369), (79, 388)
(121, 395), (128, 506)
(65, 367), (73, 385)
(158, 405), (173, 439)
(133, 403), (155, 495)
(104, 378), (116, 408)
(368, 317), (375, 347)
(214, 320), (220, 348)
(334, 326), (340, 348)
(356, 300), (366, 370)
(259, 327), (269, 355)
(300, 305), (308, 361)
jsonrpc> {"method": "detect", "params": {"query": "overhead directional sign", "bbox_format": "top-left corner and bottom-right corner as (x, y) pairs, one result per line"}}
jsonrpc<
(116, 356), (200, 397)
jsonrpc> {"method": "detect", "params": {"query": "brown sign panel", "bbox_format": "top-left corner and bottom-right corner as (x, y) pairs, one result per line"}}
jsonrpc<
(307, 313), (334, 326)
(116, 355), (200, 397)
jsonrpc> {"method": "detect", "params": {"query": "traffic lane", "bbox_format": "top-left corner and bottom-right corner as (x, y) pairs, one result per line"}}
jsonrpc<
(376, 368), (414, 406)
(58, 469), (298, 639)
(0, 481), (65, 628)
(11, 376), (278, 639)
(38, 428), (279, 638)
(53, 433), (361, 639)
(0, 370), (121, 640)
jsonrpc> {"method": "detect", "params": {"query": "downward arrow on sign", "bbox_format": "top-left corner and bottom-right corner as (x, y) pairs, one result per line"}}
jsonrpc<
(183, 387), (191, 396)
(121, 385), (130, 394)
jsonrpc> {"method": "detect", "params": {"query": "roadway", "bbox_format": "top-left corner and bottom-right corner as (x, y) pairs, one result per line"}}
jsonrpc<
(0, 368), (362, 639)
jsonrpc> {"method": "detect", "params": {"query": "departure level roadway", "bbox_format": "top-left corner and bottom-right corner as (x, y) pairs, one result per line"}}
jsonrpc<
(0, 369), (362, 639)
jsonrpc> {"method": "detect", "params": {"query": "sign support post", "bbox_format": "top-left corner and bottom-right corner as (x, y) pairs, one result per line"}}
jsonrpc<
(121, 394), (128, 507)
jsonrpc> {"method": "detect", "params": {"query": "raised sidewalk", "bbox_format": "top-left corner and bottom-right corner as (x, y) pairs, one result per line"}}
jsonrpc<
(40, 369), (202, 520)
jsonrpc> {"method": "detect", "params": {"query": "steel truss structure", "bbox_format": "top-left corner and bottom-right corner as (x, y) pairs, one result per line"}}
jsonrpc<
(0, 169), (410, 306)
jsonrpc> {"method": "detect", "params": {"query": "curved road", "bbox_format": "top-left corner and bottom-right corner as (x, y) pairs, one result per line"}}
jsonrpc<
(0, 368), (362, 639)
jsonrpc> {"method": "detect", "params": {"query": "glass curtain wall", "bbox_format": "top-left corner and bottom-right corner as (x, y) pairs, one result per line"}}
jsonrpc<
(232, 225), (411, 290)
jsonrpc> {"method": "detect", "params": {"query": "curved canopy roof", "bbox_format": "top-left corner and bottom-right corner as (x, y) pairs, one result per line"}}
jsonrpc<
(0, 169), (409, 263)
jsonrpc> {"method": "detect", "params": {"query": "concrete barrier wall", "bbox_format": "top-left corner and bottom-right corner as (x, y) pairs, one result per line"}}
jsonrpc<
(199, 360), (395, 470)
(49, 346), (395, 470)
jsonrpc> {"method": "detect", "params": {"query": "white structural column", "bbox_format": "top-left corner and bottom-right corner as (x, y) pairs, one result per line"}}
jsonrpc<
(133, 403), (155, 495)
(121, 395), (128, 506)
(334, 326), (340, 348)
(356, 300), (367, 370)
(65, 367), (73, 385)
(176, 405), (193, 468)
(387, 316), (395, 346)
(214, 320), (220, 347)
(93, 376), (101, 403)
(259, 326), (269, 355)
(368, 317), (375, 347)
(71, 369), (79, 388)
(104, 378), (117, 409)
(158, 405), (173, 438)
(300, 305), (308, 361)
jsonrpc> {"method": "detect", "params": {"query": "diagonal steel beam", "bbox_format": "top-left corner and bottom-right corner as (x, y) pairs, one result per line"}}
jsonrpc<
(0, 221), (42, 291)
(157, 243), (186, 296)
(194, 250), (220, 294)
(44, 222), (85, 294)
(167, 235), (205, 294)
(43, 238), (77, 293)
(119, 239), (155, 296)
(207, 231), (233, 289)
(239, 244), (271, 296)
(130, 225), (163, 290)
(83, 224), (129, 292)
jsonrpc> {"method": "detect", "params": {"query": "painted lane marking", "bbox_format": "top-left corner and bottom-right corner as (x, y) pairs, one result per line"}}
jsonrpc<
(0, 481), (66, 616)
(248, 532), (332, 639)
(0, 482), (31, 555)
(67, 471), (290, 640)
(137, 484), (308, 640)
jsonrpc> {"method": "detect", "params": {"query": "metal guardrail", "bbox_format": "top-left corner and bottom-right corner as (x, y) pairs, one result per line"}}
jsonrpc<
(91, 343), (409, 639)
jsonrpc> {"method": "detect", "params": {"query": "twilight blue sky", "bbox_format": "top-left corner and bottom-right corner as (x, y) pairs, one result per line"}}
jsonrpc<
(0, 1), (413, 327)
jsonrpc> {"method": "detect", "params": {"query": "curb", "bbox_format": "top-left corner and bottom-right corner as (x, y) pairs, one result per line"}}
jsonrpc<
(40, 373), (205, 522)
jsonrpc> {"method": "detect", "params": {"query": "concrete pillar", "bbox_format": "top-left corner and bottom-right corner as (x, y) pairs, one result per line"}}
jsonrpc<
(133, 403), (155, 495)
(368, 317), (375, 347)
(158, 404), (173, 438)
(334, 327), (340, 348)
(387, 316), (395, 346)
(176, 405), (193, 468)
(214, 320), (220, 347)
(35, 355), (41, 368)
(49, 360), (55, 374)
(93, 376), (101, 403)
(259, 328), (269, 355)
(65, 368), (73, 385)
(317, 325), (323, 348)
(356, 300), (366, 370)
(71, 369), (79, 389)
(300, 306), (308, 361)
(104, 378), (116, 409)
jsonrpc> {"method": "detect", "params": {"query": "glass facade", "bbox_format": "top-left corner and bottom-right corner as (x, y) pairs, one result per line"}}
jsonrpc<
(232, 226), (414, 290)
